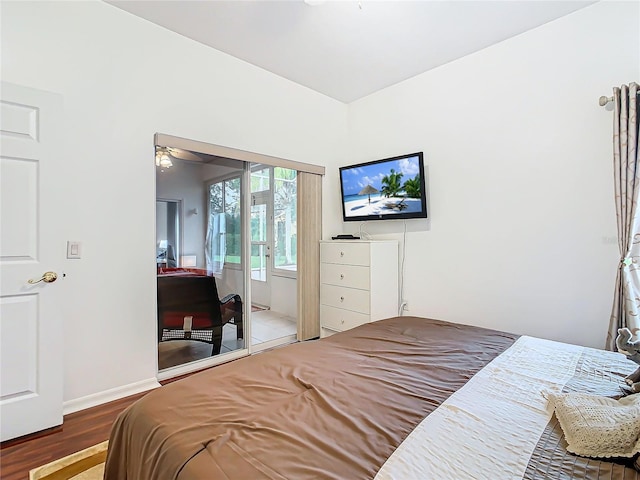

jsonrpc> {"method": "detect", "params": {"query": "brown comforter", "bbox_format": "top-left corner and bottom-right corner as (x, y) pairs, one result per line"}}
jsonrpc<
(105, 316), (517, 479)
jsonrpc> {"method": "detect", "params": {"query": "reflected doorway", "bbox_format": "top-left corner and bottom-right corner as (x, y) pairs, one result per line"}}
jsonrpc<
(248, 164), (297, 350)
(250, 189), (271, 307)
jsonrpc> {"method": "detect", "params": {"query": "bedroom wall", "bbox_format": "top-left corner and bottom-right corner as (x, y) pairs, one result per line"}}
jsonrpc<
(1, 0), (347, 408)
(3, 0), (635, 415)
(340, 1), (639, 349)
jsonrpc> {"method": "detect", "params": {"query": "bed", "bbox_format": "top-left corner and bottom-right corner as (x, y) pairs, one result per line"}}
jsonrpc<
(104, 316), (639, 479)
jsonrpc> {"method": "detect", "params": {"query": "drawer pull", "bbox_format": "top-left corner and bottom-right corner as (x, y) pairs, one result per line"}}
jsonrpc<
(340, 296), (344, 302)
(340, 274), (344, 279)
(340, 251), (344, 257)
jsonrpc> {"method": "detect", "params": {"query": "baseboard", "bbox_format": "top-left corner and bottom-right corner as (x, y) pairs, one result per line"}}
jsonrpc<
(63, 377), (161, 415)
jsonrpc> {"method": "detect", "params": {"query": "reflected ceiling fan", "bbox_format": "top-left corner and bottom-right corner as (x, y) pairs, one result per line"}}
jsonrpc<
(155, 146), (174, 169)
(155, 145), (243, 170)
(155, 146), (212, 169)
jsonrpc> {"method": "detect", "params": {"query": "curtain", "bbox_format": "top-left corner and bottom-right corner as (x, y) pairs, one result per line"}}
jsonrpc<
(607, 83), (640, 350)
(297, 172), (322, 341)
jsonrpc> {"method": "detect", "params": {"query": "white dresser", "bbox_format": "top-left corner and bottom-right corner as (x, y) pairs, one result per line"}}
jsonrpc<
(320, 240), (399, 337)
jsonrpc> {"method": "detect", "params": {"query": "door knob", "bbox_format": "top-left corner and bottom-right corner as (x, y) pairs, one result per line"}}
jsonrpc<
(28, 271), (58, 284)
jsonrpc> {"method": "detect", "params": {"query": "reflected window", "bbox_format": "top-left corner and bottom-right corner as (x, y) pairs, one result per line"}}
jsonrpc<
(273, 168), (297, 272)
(224, 178), (241, 265)
(251, 167), (270, 193)
(208, 183), (224, 272)
(207, 176), (241, 271)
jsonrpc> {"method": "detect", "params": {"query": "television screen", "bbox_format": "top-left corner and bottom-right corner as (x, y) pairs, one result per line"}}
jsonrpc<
(339, 152), (427, 222)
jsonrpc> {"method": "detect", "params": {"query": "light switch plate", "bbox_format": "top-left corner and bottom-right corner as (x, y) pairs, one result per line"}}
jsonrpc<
(66, 241), (82, 259)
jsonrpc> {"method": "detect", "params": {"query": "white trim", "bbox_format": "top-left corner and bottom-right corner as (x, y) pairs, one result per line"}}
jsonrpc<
(242, 164), (254, 352)
(62, 377), (161, 415)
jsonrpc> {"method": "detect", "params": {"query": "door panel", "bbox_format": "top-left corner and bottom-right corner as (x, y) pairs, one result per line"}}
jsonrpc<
(1, 158), (37, 258)
(0, 82), (64, 441)
(250, 192), (271, 307)
(1, 295), (38, 397)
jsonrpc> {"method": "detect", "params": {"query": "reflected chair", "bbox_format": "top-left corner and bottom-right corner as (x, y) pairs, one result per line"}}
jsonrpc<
(157, 275), (243, 355)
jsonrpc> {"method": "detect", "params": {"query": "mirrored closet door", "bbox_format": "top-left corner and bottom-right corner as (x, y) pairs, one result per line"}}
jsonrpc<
(155, 141), (304, 375)
(156, 147), (247, 372)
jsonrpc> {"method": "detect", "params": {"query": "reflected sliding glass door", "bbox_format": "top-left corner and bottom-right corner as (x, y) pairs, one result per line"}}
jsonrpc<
(250, 191), (272, 308)
(249, 164), (298, 350)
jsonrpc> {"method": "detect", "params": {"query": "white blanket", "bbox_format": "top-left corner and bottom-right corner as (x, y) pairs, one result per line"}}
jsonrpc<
(374, 336), (614, 480)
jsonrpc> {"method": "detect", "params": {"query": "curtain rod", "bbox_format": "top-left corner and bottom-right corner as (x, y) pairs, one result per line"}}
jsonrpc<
(599, 95), (613, 107)
(599, 83), (640, 106)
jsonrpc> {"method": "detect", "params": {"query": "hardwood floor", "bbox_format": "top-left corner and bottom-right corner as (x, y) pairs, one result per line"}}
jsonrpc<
(0, 360), (222, 480)
(1, 308), (296, 479)
(0, 391), (147, 480)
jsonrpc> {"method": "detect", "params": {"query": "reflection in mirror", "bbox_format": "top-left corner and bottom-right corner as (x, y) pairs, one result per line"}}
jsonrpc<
(156, 199), (180, 268)
(156, 146), (246, 371)
(248, 164), (298, 352)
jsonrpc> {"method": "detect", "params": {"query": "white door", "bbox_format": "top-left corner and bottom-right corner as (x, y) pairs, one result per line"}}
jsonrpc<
(250, 191), (272, 308)
(0, 82), (64, 441)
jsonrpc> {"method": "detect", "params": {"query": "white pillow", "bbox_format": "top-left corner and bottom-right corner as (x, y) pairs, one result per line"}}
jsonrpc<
(547, 392), (640, 458)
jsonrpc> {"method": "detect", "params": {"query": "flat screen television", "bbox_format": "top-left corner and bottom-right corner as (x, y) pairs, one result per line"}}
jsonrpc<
(339, 152), (427, 222)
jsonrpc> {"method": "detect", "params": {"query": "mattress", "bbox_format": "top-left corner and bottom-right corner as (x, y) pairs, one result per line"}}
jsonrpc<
(375, 335), (639, 479)
(104, 316), (638, 479)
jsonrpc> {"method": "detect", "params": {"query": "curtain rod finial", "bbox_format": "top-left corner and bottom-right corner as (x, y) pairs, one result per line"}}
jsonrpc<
(599, 95), (611, 106)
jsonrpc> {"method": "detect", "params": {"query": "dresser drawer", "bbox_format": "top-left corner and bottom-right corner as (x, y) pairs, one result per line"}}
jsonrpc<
(320, 284), (370, 314)
(320, 242), (370, 266)
(320, 263), (370, 290)
(321, 305), (370, 332)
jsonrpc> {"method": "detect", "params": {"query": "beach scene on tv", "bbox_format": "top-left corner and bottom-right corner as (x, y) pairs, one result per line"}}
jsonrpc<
(341, 155), (424, 218)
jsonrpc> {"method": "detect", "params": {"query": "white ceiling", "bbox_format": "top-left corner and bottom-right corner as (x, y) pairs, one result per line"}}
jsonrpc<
(107, 0), (595, 103)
